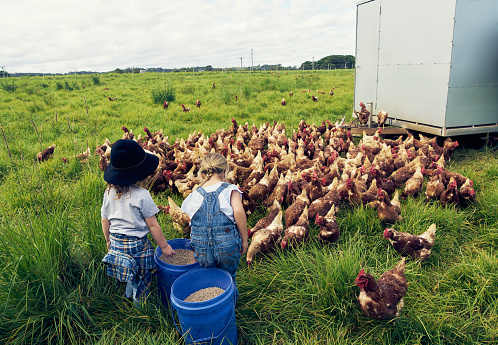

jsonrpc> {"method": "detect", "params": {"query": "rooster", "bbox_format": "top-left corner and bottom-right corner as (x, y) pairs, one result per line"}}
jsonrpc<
(384, 224), (436, 262)
(355, 258), (408, 319)
(311, 95), (318, 102)
(246, 210), (283, 265)
(281, 98), (286, 106)
(163, 101), (169, 109)
(181, 104), (190, 112)
(196, 99), (201, 108)
(108, 96), (118, 101)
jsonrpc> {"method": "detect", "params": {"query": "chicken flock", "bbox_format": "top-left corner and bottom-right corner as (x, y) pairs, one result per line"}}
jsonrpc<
(38, 116), (476, 320)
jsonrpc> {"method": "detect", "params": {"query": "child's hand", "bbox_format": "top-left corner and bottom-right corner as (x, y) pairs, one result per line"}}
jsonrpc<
(240, 239), (248, 255)
(161, 245), (176, 257)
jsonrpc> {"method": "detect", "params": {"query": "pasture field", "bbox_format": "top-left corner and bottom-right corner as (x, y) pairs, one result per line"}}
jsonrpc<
(0, 70), (497, 345)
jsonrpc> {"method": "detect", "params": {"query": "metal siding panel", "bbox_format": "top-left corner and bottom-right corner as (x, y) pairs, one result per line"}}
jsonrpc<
(446, 0), (498, 128)
(378, 0), (456, 65)
(446, 86), (498, 127)
(376, 64), (450, 127)
(450, 0), (498, 87)
(354, 0), (380, 108)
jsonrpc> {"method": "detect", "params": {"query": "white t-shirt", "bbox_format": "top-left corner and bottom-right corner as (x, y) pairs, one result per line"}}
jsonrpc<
(181, 182), (242, 224)
(101, 186), (159, 238)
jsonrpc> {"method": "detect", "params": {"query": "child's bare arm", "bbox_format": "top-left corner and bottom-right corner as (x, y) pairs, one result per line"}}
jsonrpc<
(145, 215), (175, 256)
(101, 218), (111, 250)
(231, 190), (248, 254)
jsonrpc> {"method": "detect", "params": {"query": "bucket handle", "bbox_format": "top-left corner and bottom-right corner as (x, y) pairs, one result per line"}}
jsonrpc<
(170, 303), (236, 344)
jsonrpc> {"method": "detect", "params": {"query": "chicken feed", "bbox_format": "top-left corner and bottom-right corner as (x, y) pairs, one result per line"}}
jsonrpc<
(184, 287), (225, 302)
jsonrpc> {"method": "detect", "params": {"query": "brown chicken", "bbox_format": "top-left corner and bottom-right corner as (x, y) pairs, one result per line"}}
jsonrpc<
(355, 258), (408, 320)
(360, 179), (379, 205)
(308, 178), (341, 219)
(354, 102), (370, 127)
(246, 210), (284, 265)
(248, 170), (270, 203)
(377, 110), (388, 128)
(308, 170), (326, 202)
(402, 165), (424, 198)
(371, 189), (402, 224)
(281, 206), (309, 249)
(37, 144), (56, 162)
(162, 197), (191, 236)
(425, 167), (445, 201)
(284, 188), (310, 228)
(264, 175), (289, 207)
(458, 178), (476, 205)
(247, 200), (281, 238)
(439, 177), (460, 207)
(384, 223), (437, 262)
(316, 204), (340, 243)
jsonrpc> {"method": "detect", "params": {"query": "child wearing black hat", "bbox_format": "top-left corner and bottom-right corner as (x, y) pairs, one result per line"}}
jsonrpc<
(101, 139), (175, 305)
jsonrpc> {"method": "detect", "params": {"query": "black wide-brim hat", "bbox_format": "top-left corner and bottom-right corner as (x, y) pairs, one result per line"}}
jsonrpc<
(104, 139), (159, 185)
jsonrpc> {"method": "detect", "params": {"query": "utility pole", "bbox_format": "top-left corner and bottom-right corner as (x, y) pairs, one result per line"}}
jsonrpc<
(312, 57), (314, 72)
(240, 57), (243, 70)
(344, 62), (348, 70)
(251, 49), (253, 73)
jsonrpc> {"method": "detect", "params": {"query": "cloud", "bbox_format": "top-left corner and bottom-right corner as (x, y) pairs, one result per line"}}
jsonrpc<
(1, 0), (355, 73)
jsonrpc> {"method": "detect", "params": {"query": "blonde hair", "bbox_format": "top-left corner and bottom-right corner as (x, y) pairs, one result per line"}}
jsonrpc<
(198, 153), (229, 184)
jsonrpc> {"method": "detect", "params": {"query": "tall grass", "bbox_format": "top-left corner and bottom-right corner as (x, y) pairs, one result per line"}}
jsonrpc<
(0, 71), (497, 344)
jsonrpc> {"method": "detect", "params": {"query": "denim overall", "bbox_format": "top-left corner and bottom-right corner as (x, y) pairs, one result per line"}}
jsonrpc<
(189, 183), (242, 297)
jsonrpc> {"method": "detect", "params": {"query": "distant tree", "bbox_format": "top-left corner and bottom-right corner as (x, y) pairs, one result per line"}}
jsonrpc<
(299, 55), (355, 70)
(205, 65), (214, 71)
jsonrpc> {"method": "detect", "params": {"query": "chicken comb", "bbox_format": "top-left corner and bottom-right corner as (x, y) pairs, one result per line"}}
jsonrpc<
(383, 228), (391, 239)
(357, 269), (365, 279)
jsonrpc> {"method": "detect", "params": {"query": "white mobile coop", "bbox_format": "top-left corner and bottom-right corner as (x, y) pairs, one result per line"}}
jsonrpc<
(354, 0), (498, 136)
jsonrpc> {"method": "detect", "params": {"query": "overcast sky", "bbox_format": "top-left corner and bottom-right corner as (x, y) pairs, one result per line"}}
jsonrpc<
(2, 0), (356, 74)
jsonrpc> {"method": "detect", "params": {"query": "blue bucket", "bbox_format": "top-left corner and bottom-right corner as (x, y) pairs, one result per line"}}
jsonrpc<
(170, 268), (237, 345)
(154, 239), (200, 307)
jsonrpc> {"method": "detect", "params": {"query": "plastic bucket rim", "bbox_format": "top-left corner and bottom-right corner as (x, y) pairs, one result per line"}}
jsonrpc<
(154, 240), (199, 270)
(170, 267), (234, 311)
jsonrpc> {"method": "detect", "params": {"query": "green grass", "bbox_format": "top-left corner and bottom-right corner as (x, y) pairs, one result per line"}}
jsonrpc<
(0, 70), (497, 344)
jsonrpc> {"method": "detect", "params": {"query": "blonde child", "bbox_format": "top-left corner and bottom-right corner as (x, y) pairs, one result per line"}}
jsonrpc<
(181, 153), (248, 297)
(101, 139), (175, 304)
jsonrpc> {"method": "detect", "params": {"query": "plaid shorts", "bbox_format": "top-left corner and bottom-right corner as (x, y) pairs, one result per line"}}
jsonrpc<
(102, 233), (156, 297)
